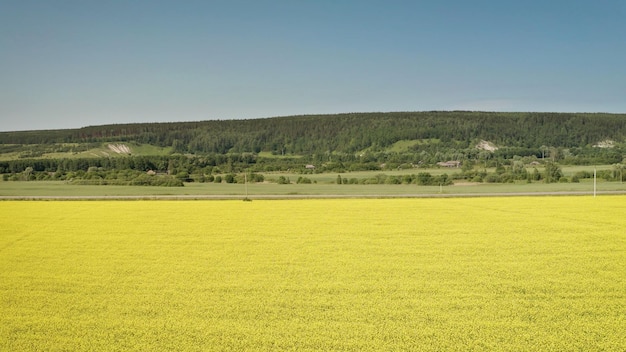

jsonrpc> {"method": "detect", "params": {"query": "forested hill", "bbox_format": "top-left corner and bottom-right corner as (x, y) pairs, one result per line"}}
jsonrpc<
(2, 111), (626, 155)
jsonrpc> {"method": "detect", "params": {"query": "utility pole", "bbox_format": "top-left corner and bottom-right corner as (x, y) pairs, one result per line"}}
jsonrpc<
(593, 168), (597, 197)
(243, 173), (251, 201)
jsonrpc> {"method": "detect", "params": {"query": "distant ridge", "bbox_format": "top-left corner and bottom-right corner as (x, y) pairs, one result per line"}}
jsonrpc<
(1, 111), (625, 156)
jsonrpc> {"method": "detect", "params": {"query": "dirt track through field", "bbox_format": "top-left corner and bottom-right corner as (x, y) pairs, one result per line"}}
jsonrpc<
(2, 190), (626, 200)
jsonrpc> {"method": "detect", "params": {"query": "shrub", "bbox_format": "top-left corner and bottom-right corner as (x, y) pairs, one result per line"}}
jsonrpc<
(277, 176), (290, 184)
(471, 176), (483, 183)
(385, 176), (402, 184)
(296, 177), (312, 184)
(248, 173), (264, 183)
(484, 174), (500, 183)
(574, 171), (592, 179)
(224, 174), (236, 183)
(416, 172), (432, 186)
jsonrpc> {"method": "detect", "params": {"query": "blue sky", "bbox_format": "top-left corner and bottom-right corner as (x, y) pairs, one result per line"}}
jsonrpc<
(1, 0), (625, 131)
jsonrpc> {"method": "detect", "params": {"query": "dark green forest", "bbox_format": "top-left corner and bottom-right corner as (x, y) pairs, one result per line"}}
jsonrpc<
(1, 112), (625, 185)
(3, 111), (626, 153)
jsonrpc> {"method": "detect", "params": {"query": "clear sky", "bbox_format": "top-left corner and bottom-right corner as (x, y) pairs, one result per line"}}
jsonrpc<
(1, 0), (625, 132)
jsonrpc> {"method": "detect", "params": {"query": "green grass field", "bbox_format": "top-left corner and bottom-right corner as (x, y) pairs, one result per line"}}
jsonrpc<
(1, 197), (625, 350)
(1, 177), (626, 198)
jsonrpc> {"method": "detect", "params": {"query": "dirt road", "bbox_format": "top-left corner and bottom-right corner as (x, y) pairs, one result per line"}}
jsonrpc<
(2, 190), (626, 200)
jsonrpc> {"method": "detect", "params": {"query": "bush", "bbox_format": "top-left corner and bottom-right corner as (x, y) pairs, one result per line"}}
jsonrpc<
(363, 177), (379, 184)
(416, 172), (432, 185)
(499, 173), (515, 183)
(434, 174), (453, 186)
(574, 171), (592, 179)
(385, 176), (402, 184)
(176, 171), (191, 182)
(297, 176), (312, 184)
(145, 176), (183, 187)
(543, 162), (563, 183)
(484, 174), (500, 183)
(224, 174), (236, 183)
(471, 176), (483, 183)
(248, 173), (264, 183)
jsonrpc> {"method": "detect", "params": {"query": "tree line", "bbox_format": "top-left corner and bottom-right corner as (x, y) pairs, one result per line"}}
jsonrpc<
(1, 112), (625, 186)
(2, 112), (626, 155)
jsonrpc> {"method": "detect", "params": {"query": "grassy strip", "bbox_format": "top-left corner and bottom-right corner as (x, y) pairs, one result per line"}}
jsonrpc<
(2, 179), (626, 198)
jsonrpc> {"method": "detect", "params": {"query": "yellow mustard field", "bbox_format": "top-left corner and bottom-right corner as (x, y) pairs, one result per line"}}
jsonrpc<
(1, 197), (625, 351)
